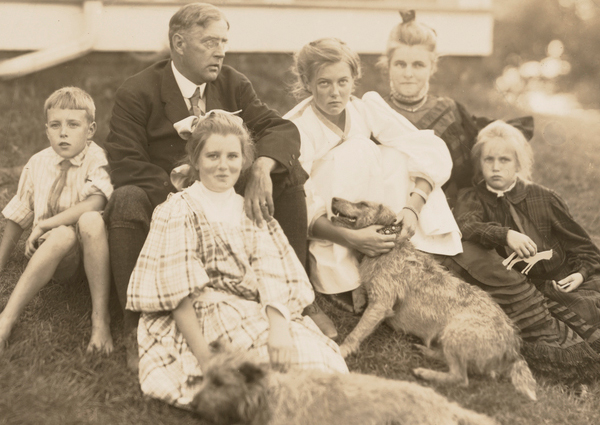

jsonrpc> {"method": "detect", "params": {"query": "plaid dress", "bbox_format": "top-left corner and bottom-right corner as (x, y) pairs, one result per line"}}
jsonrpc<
(456, 179), (600, 327)
(126, 183), (347, 409)
(452, 179), (600, 380)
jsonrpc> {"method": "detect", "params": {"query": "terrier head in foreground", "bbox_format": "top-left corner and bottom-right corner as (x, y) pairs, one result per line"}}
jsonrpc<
(191, 352), (269, 425)
(331, 197), (396, 229)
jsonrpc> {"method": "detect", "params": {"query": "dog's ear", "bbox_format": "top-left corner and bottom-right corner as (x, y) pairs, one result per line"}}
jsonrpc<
(377, 203), (396, 225)
(238, 361), (265, 383)
(209, 338), (230, 354)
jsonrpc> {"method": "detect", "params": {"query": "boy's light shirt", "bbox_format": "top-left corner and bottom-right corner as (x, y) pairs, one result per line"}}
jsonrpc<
(1, 141), (113, 230)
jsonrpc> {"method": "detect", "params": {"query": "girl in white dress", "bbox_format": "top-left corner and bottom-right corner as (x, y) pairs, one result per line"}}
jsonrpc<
(285, 38), (462, 312)
(126, 112), (347, 409)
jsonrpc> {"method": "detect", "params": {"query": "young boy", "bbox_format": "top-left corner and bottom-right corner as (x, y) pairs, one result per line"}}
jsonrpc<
(454, 120), (600, 329)
(0, 87), (114, 354)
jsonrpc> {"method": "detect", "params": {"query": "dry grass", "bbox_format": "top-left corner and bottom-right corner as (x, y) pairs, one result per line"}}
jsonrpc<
(1, 51), (600, 424)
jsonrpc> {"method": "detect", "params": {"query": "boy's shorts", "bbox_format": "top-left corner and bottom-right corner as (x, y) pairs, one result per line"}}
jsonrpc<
(37, 225), (85, 284)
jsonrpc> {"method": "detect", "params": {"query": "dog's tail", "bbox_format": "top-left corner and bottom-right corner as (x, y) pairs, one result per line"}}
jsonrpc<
(509, 358), (538, 401)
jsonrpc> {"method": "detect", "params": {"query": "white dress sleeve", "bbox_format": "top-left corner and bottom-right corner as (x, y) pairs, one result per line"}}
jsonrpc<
(360, 91), (453, 189)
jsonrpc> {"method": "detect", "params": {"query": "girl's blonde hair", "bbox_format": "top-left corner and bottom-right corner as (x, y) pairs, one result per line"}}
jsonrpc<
(377, 10), (438, 73)
(184, 113), (255, 184)
(472, 120), (534, 183)
(289, 37), (361, 100)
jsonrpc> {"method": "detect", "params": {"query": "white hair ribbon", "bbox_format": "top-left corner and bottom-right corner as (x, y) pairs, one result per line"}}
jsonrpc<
(173, 109), (243, 141)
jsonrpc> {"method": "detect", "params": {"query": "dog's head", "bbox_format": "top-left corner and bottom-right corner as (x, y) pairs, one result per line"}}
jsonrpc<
(331, 197), (397, 229)
(191, 351), (270, 425)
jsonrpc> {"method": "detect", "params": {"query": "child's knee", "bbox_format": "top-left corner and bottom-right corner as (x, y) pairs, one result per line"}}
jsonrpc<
(78, 211), (106, 239)
(45, 226), (78, 250)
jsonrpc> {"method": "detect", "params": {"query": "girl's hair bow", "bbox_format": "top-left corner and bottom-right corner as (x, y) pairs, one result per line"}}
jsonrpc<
(173, 109), (243, 140)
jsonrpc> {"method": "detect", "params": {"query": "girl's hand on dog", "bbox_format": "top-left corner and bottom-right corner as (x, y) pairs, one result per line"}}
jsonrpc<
(395, 208), (418, 243)
(347, 226), (396, 257)
(553, 273), (584, 293)
(506, 230), (537, 259)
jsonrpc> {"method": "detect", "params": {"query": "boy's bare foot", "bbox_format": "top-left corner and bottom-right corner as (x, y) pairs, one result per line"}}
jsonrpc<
(87, 323), (114, 355)
(0, 319), (12, 354)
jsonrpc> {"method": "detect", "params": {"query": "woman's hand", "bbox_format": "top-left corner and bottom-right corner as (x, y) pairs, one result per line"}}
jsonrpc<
(25, 225), (46, 258)
(267, 325), (296, 368)
(506, 230), (537, 259)
(347, 225), (396, 257)
(553, 273), (584, 293)
(395, 208), (418, 243)
(266, 306), (296, 368)
(173, 297), (212, 371)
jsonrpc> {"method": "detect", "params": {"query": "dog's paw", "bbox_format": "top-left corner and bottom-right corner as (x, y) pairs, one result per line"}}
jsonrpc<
(412, 344), (439, 360)
(339, 343), (355, 358)
(412, 367), (432, 380)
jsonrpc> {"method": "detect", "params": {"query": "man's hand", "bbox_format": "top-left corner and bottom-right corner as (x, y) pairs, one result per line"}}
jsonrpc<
(506, 230), (537, 259)
(244, 157), (277, 227)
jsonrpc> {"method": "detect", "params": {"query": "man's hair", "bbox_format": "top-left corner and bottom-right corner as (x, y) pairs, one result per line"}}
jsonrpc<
(290, 37), (362, 100)
(44, 86), (96, 122)
(169, 2), (229, 50)
(472, 120), (534, 183)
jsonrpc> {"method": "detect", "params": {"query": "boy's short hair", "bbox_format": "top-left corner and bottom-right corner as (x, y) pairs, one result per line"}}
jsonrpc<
(472, 120), (534, 183)
(44, 86), (96, 123)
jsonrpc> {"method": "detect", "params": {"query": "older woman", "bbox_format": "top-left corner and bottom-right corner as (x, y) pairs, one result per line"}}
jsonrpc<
(376, 11), (600, 382)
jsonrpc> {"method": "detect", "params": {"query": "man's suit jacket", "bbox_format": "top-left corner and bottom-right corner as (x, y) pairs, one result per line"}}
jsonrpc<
(104, 59), (304, 207)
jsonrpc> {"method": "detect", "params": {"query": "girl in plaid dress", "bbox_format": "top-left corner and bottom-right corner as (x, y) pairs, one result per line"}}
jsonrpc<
(454, 120), (600, 380)
(126, 112), (347, 409)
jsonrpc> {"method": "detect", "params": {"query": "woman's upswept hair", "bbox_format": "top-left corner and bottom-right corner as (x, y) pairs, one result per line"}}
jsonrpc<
(289, 37), (361, 100)
(184, 113), (255, 183)
(472, 120), (534, 183)
(377, 10), (438, 72)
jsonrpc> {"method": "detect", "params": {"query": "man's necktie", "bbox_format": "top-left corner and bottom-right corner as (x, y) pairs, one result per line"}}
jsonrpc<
(189, 86), (204, 116)
(47, 159), (73, 216)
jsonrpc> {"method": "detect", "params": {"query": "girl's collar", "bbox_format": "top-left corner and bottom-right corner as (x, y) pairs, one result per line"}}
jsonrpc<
(478, 178), (528, 204)
(310, 100), (351, 142)
(389, 81), (430, 112)
(485, 179), (518, 197)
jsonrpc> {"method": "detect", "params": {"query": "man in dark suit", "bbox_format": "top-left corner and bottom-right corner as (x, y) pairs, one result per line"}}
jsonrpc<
(103, 2), (336, 370)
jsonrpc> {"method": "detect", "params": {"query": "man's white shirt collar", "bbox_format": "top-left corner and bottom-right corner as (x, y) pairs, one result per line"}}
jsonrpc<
(171, 61), (206, 100)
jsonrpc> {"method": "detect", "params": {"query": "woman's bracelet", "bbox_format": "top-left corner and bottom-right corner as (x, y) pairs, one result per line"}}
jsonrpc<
(410, 187), (429, 203)
(403, 205), (420, 221)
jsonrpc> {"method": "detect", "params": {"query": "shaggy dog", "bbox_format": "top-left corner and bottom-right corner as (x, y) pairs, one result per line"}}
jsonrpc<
(191, 351), (498, 425)
(331, 197), (537, 401)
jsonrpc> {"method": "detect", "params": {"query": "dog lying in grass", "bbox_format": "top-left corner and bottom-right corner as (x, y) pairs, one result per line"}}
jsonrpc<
(330, 197), (538, 401)
(191, 351), (498, 425)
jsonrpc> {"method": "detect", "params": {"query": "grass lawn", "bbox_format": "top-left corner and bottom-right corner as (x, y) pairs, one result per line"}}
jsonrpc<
(1, 52), (600, 425)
